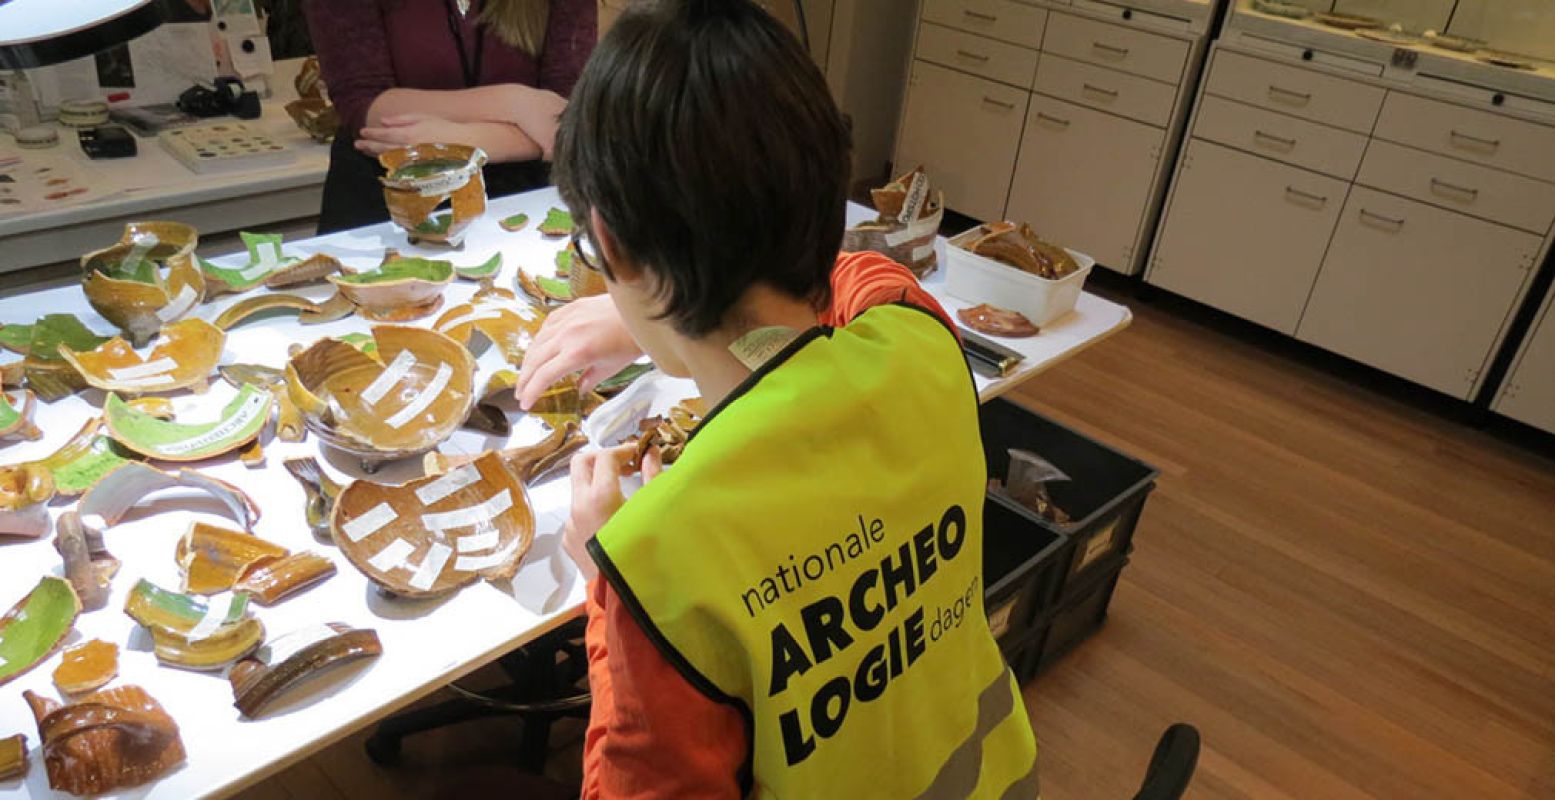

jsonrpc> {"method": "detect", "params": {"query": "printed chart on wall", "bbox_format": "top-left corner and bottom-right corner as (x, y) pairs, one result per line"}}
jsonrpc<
(0, 154), (121, 216)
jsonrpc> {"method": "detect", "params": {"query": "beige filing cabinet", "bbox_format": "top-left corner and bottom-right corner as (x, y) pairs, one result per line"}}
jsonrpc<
(1147, 8), (1555, 402)
(892, 0), (1221, 273)
(1495, 285), (1555, 435)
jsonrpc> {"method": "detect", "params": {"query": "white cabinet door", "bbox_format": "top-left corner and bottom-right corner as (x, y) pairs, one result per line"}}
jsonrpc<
(1297, 187), (1539, 399)
(1005, 94), (1162, 273)
(1147, 139), (1348, 333)
(1495, 290), (1555, 434)
(895, 60), (1028, 222)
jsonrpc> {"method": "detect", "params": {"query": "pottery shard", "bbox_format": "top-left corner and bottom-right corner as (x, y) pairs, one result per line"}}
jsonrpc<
(25, 685), (186, 796)
(53, 640), (119, 696)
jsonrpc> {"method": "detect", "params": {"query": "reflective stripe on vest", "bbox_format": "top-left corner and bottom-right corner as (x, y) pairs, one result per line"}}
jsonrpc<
(592, 304), (1039, 798)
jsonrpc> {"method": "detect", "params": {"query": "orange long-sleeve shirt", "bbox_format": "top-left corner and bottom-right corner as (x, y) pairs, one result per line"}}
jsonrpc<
(580, 252), (955, 798)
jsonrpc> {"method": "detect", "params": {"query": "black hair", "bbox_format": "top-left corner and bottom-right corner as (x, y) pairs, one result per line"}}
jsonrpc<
(553, 0), (852, 336)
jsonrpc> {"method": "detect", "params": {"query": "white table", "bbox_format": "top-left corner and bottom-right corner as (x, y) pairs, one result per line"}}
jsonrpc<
(0, 59), (330, 274)
(0, 188), (1128, 799)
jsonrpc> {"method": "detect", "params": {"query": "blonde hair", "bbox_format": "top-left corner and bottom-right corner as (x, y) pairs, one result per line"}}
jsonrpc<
(479, 0), (551, 57)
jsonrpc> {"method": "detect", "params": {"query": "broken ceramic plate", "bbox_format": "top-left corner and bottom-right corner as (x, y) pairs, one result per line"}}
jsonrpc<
(234, 551), (337, 606)
(122, 580), (264, 670)
(287, 325), (476, 467)
(103, 384), (272, 462)
(25, 684), (185, 795)
(52, 639), (118, 696)
(54, 512), (118, 612)
(454, 252), (502, 282)
(78, 461), (261, 532)
(58, 318), (224, 395)
(379, 143), (488, 247)
(328, 256), (455, 322)
(433, 289), (545, 365)
(230, 622), (382, 718)
(0, 577), (81, 689)
(200, 232), (344, 296)
(22, 315), (111, 401)
(80, 221), (205, 347)
(24, 419), (137, 497)
(176, 521), (289, 595)
(213, 291), (356, 331)
(333, 451), (535, 599)
(537, 207), (573, 237)
(0, 462), (54, 538)
(0, 390), (41, 442)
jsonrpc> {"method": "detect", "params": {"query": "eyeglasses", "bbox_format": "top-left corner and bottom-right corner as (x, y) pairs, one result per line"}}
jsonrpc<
(570, 227), (603, 273)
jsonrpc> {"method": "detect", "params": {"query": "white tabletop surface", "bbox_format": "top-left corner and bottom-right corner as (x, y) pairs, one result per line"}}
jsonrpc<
(0, 188), (1129, 799)
(0, 58), (330, 240)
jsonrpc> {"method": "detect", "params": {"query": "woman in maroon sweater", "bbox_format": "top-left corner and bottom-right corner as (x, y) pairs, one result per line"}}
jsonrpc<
(304, 0), (596, 232)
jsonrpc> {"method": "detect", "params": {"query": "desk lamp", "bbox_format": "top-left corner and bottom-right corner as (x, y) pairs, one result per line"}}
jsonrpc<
(0, 0), (166, 70)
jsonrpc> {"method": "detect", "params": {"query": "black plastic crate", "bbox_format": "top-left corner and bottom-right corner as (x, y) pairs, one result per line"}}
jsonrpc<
(1008, 552), (1129, 683)
(983, 490), (1071, 657)
(979, 399), (1158, 594)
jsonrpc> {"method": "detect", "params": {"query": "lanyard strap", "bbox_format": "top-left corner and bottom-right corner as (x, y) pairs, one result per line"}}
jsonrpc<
(443, 0), (486, 89)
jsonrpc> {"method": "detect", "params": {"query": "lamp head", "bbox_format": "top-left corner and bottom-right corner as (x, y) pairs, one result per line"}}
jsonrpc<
(0, 0), (166, 70)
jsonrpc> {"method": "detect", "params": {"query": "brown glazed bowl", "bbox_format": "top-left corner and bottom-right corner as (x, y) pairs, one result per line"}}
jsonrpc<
(378, 144), (489, 247)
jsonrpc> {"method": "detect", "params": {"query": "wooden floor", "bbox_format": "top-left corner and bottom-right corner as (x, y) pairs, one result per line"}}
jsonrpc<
(235, 287), (1555, 799)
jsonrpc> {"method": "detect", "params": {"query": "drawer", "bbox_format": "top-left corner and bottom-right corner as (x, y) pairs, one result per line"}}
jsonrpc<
(1193, 95), (1367, 180)
(1033, 53), (1175, 127)
(895, 61), (1028, 222)
(917, 22), (1039, 89)
(1205, 49), (1384, 134)
(922, 0), (1048, 50)
(1357, 139), (1555, 235)
(1041, 11), (1188, 84)
(1373, 92), (1555, 184)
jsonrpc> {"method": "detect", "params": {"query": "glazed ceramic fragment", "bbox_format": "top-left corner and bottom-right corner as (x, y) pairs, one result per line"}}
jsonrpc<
(454, 252), (502, 282)
(103, 385), (272, 462)
(122, 580), (263, 670)
(25, 684), (186, 795)
(567, 241), (607, 299)
(176, 522), (289, 595)
(967, 221), (1079, 280)
(528, 374), (604, 432)
(498, 212), (529, 232)
(433, 289), (544, 365)
(54, 512), (118, 611)
(234, 551), (337, 605)
(845, 166), (944, 278)
(957, 304), (1040, 338)
(220, 364), (304, 442)
(230, 623), (382, 718)
(0, 734), (24, 780)
(333, 451), (536, 598)
(240, 437), (265, 467)
(78, 462), (261, 532)
(0, 324), (32, 354)
(23, 315), (111, 401)
(595, 362), (653, 397)
(0, 577), (81, 688)
(0, 463), (52, 537)
(199, 232), (297, 294)
(213, 291), (355, 330)
(52, 640), (118, 695)
(126, 397), (176, 419)
(329, 257), (455, 322)
(379, 143), (488, 246)
(58, 318), (224, 395)
(537, 207), (573, 237)
(283, 457), (343, 541)
(0, 390), (41, 441)
(425, 420), (585, 484)
(516, 270), (573, 305)
(284, 57), (340, 143)
(287, 325), (477, 467)
(80, 222), (205, 347)
(630, 397), (704, 470)
(27, 420), (137, 496)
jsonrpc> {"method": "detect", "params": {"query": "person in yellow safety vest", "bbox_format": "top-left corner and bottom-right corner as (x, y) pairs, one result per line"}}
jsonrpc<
(539, 1), (1041, 796)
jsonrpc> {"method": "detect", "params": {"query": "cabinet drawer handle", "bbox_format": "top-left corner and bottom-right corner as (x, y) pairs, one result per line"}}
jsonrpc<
(1430, 177), (1479, 199)
(1253, 129), (1297, 149)
(1267, 84), (1312, 105)
(1359, 208), (1405, 229)
(1449, 129), (1501, 151)
(1036, 112), (1072, 127)
(1284, 186), (1327, 205)
(1092, 41), (1130, 57)
(963, 9), (997, 22)
(955, 49), (991, 62)
(982, 96), (1017, 110)
(1082, 83), (1119, 98)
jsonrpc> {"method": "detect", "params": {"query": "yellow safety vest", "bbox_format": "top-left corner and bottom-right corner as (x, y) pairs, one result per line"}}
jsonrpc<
(591, 304), (1039, 798)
